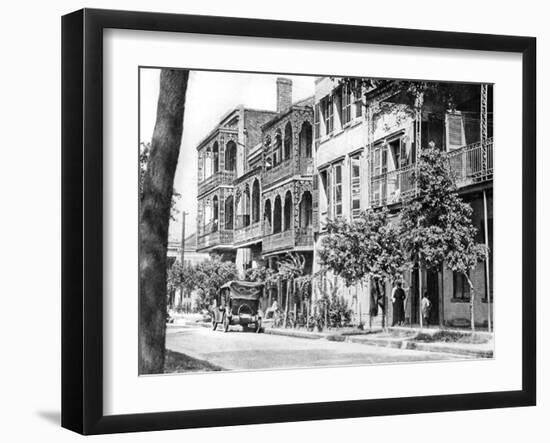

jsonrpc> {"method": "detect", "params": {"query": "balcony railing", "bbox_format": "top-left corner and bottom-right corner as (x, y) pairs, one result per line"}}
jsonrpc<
(448, 138), (494, 186)
(263, 156), (314, 188)
(198, 170), (236, 196)
(197, 229), (233, 250)
(262, 226), (314, 254)
(234, 221), (263, 245)
(295, 226), (314, 247)
(370, 139), (493, 208)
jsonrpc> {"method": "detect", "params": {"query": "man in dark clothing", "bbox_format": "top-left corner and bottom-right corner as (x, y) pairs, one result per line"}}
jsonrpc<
(391, 281), (406, 326)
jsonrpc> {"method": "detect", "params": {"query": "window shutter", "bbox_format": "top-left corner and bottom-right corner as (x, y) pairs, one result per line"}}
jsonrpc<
(312, 174), (319, 232)
(446, 112), (465, 150)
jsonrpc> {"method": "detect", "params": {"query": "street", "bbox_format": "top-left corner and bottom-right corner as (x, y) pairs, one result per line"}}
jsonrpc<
(166, 324), (469, 371)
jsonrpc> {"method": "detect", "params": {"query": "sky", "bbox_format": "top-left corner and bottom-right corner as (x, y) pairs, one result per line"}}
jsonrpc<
(140, 69), (316, 243)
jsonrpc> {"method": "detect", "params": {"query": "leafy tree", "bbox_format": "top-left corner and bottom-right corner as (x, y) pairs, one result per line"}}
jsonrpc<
(318, 209), (407, 328)
(167, 261), (199, 311)
(139, 69), (188, 375)
(244, 264), (277, 285)
(192, 256), (238, 311)
(400, 147), (488, 330)
(140, 141), (181, 221)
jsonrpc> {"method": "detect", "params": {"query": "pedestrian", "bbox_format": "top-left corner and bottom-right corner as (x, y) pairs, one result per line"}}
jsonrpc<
(421, 291), (431, 327)
(391, 281), (406, 326)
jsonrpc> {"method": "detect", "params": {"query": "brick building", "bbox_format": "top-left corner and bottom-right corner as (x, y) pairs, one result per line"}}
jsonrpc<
(196, 78), (315, 308)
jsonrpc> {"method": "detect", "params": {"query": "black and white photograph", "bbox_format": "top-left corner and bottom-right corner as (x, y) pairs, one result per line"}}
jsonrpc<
(2, 0), (545, 440)
(139, 69), (494, 375)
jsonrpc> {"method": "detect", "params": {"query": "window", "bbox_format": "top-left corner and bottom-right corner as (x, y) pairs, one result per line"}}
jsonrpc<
(320, 169), (331, 218)
(284, 122), (292, 160)
(333, 163), (343, 217)
(342, 84), (352, 125)
(353, 81), (363, 118)
(314, 103), (320, 140)
(453, 271), (470, 301)
(322, 95), (333, 135)
(350, 155), (361, 219)
(225, 141), (237, 172)
(446, 112), (466, 151)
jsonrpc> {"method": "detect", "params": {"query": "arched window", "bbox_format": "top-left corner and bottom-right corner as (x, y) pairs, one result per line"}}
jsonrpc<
(204, 199), (213, 232)
(237, 186), (251, 228)
(204, 147), (212, 178)
(225, 141), (237, 172)
(212, 196), (219, 232)
(284, 191), (293, 231)
(264, 135), (272, 170)
(284, 122), (292, 160)
(264, 199), (272, 235)
(274, 130), (282, 166)
(299, 121), (313, 158)
(224, 195), (234, 230)
(252, 179), (261, 223)
(243, 185), (251, 227)
(198, 154), (204, 181)
(273, 196), (282, 233)
(212, 142), (219, 173)
(299, 191), (313, 227)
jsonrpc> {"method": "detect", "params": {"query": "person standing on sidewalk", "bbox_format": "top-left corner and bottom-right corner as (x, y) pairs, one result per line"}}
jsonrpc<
(391, 281), (406, 326)
(421, 292), (431, 327)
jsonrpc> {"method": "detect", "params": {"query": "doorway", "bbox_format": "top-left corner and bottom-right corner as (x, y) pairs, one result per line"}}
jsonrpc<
(426, 270), (440, 325)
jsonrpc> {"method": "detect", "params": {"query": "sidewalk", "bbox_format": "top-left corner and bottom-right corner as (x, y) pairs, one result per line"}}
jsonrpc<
(264, 325), (494, 358)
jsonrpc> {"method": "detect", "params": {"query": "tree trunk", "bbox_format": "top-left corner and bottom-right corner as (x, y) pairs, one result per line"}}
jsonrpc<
(139, 69), (188, 375)
(465, 273), (476, 332)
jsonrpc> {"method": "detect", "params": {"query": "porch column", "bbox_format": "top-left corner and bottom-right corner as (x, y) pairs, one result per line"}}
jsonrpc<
(480, 84), (488, 173)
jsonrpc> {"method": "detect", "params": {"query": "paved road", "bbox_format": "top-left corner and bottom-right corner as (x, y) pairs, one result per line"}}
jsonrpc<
(166, 325), (469, 371)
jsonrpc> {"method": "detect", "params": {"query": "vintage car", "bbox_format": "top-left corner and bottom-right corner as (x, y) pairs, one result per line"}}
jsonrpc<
(211, 280), (264, 333)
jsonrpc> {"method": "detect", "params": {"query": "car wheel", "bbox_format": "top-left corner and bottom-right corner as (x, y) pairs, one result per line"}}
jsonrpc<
(223, 315), (230, 333)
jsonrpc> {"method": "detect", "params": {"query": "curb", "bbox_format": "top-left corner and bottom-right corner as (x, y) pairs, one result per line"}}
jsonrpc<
(264, 327), (493, 358)
(345, 336), (493, 358)
(263, 328), (325, 340)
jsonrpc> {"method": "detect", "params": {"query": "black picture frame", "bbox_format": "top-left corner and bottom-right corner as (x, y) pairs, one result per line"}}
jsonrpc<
(62, 8), (537, 435)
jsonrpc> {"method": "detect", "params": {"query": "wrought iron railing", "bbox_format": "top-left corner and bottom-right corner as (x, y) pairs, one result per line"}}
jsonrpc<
(448, 138), (494, 184)
(197, 229), (233, 250)
(198, 170), (236, 196)
(369, 139), (493, 208)
(262, 229), (294, 253)
(262, 226), (314, 253)
(298, 157), (314, 176)
(234, 221), (262, 245)
(295, 226), (314, 246)
(263, 156), (314, 187)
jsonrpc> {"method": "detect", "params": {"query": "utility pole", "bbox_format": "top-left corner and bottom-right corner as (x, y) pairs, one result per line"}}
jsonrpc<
(180, 211), (187, 311)
(180, 211), (187, 265)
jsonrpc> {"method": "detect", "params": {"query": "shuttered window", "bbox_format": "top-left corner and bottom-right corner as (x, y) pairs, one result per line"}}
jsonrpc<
(314, 103), (320, 140)
(350, 155), (361, 219)
(446, 113), (465, 150)
(334, 163), (343, 217)
(342, 84), (352, 125)
(322, 95), (334, 135)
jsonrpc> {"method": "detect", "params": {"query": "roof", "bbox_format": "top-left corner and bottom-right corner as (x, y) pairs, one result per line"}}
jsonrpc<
(220, 281), (264, 300)
(261, 96), (314, 130)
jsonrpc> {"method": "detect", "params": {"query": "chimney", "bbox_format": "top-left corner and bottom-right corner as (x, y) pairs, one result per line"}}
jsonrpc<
(276, 77), (292, 113)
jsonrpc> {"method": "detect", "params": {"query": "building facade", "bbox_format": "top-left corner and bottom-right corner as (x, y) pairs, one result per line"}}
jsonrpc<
(312, 77), (494, 328)
(196, 78), (315, 309)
